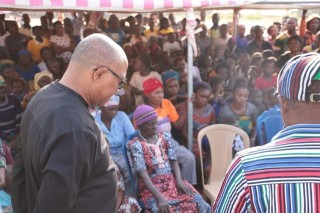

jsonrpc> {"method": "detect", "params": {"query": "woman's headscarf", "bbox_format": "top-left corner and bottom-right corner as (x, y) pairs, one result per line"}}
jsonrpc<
(103, 95), (120, 107)
(34, 71), (53, 91)
(161, 70), (180, 87)
(143, 78), (163, 96)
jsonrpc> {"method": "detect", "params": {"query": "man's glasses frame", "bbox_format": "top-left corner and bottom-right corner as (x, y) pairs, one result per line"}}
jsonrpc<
(92, 66), (127, 89)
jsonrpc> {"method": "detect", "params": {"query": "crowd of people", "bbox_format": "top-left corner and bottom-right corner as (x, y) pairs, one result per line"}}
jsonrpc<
(0, 9), (320, 212)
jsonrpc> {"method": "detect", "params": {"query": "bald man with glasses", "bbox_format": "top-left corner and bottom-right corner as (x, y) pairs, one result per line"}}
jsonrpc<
(12, 34), (128, 213)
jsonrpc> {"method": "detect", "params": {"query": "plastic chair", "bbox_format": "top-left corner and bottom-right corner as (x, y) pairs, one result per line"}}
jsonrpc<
(197, 124), (250, 205)
(256, 107), (283, 145)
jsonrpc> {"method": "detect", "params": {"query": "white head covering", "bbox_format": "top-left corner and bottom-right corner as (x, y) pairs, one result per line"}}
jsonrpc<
(103, 95), (120, 107)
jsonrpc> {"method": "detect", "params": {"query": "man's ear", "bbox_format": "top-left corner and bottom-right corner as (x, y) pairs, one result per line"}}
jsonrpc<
(278, 95), (289, 112)
(92, 68), (106, 81)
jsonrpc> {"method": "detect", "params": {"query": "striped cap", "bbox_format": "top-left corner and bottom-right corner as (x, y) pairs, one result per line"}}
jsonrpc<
(276, 52), (320, 102)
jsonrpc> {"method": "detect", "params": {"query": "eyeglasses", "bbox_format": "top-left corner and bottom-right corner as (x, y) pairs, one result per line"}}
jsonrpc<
(92, 66), (127, 89)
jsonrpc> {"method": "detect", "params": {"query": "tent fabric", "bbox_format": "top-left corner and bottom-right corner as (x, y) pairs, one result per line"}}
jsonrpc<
(0, 0), (319, 12)
(241, 0), (320, 9)
(0, 0), (260, 12)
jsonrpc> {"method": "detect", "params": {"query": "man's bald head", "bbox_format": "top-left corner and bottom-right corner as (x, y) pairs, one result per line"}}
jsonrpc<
(70, 33), (128, 72)
(61, 33), (128, 108)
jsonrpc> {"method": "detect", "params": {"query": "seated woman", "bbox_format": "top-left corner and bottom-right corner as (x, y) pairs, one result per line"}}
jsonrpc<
(161, 70), (187, 111)
(34, 71), (53, 91)
(0, 64), (19, 93)
(11, 78), (29, 103)
(183, 82), (216, 187)
(161, 70), (187, 144)
(142, 78), (196, 185)
(50, 21), (75, 64)
(128, 105), (210, 213)
(94, 95), (136, 196)
(218, 80), (258, 146)
(190, 82), (216, 139)
(15, 50), (41, 87)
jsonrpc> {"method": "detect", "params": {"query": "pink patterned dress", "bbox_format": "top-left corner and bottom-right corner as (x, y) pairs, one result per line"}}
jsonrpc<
(127, 132), (210, 213)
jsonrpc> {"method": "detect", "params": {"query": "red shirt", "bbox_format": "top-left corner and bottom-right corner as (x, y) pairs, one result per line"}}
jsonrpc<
(255, 75), (277, 90)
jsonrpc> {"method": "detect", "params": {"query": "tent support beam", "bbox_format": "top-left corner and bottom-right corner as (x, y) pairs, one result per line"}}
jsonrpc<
(186, 8), (196, 152)
(233, 8), (240, 37)
(187, 34), (193, 152)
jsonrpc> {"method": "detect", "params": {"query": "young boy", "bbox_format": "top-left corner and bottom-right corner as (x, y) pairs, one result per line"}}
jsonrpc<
(27, 26), (50, 63)
(162, 32), (181, 57)
(249, 88), (266, 115)
(254, 58), (277, 91)
(37, 47), (55, 72)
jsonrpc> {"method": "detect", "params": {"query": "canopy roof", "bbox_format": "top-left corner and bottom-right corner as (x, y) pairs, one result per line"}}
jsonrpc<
(241, 0), (320, 9)
(1, 0), (319, 12)
(0, 0), (260, 12)
(0, 0), (319, 13)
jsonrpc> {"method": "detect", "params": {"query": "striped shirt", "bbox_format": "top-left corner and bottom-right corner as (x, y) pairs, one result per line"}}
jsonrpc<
(0, 95), (23, 143)
(212, 124), (320, 213)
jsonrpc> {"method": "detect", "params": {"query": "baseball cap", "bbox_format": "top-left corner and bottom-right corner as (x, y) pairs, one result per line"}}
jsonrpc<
(275, 52), (320, 102)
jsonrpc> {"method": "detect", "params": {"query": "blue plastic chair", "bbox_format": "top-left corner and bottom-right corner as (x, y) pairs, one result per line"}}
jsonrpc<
(256, 106), (284, 145)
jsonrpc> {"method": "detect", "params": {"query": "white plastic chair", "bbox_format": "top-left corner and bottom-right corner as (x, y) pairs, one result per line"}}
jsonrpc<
(197, 124), (250, 205)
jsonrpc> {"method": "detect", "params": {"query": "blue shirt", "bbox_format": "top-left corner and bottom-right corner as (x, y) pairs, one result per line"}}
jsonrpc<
(236, 35), (248, 54)
(95, 111), (135, 154)
(15, 64), (40, 82)
(104, 29), (125, 46)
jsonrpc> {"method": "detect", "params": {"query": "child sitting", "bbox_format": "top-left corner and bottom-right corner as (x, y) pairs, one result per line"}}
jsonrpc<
(255, 58), (277, 91)
(249, 88), (266, 115)
(209, 75), (231, 117)
(162, 33), (181, 57)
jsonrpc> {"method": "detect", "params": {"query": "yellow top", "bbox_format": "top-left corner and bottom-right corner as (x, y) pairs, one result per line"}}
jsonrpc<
(27, 38), (51, 63)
